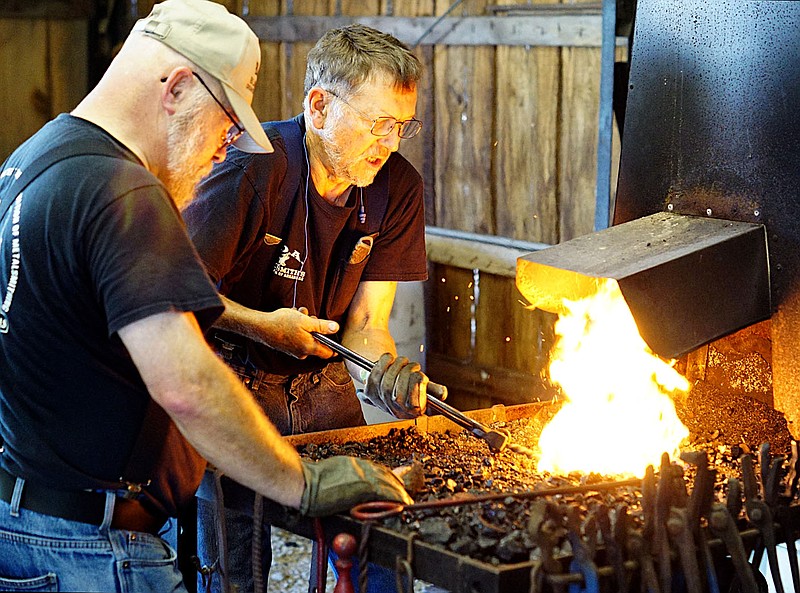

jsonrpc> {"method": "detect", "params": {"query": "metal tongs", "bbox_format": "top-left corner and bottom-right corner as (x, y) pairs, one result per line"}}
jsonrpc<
(311, 332), (535, 458)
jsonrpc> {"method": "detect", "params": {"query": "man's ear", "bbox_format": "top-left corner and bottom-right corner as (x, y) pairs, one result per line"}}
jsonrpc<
(160, 67), (194, 116)
(306, 87), (328, 130)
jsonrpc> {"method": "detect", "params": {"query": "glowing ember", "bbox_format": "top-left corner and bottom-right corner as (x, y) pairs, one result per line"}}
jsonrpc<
(537, 280), (689, 477)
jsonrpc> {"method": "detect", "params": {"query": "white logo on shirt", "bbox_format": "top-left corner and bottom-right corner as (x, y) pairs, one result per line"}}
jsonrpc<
(0, 193), (24, 334)
(273, 245), (306, 282)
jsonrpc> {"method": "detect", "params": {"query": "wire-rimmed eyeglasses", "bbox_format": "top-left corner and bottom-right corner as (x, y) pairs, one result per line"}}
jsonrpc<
(162, 72), (245, 148)
(326, 90), (422, 139)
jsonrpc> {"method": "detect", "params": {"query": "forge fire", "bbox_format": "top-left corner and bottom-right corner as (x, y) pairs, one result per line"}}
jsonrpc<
(536, 280), (689, 477)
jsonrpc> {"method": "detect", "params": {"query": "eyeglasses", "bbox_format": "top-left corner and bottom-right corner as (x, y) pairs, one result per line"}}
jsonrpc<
(162, 72), (245, 148)
(192, 72), (245, 148)
(326, 90), (422, 139)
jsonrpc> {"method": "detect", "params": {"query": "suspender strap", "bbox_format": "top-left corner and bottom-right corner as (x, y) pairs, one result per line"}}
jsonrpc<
(266, 116), (306, 239)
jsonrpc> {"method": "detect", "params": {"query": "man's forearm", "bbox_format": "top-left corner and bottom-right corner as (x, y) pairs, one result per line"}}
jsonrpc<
(170, 353), (305, 507)
(214, 294), (269, 342)
(119, 311), (305, 508)
(214, 295), (340, 359)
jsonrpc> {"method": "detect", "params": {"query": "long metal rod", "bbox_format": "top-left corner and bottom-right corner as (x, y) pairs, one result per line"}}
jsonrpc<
(351, 477), (642, 520)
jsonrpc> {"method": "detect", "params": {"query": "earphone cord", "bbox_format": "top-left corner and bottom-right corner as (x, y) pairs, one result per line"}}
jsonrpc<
(294, 134), (312, 309)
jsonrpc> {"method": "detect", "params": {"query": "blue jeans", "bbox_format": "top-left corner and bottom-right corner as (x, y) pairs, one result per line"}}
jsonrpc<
(0, 486), (183, 593)
(222, 361), (366, 436)
(196, 492), (397, 593)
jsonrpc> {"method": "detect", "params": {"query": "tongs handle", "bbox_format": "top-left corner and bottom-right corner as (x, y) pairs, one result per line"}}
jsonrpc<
(311, 331), (449, 403)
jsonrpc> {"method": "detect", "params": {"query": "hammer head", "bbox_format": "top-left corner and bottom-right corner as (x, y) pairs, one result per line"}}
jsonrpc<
(482, 428), (510, 452)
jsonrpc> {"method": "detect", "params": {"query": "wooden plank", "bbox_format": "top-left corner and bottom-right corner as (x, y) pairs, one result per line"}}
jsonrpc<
(426, 352), (553, 410)
(558, 0), (603, 241)
(246, 0), (282, 123)
(387, 0), (435, 17)
(0, 1), (92, 19)
(426, 264), (475, 362)
(433, 0), (494, 234)
(135, 1), (157, 17)
(471, 0), (557, 411)
(473, 272), (553, 374)
(246, 15), (610, 46)
(0, 19), (49, 161)
(340, 0), (381, 15)
(494, 40), (560, 243)
(277, 1), (328, 120)
(393, 0), (435, 224)
(48, 19), (88, 115)
(426, 0), (492, 405)
(425, 227), (547, 277)
(558, 45), (601, 240)
(398, 45), (435, 224)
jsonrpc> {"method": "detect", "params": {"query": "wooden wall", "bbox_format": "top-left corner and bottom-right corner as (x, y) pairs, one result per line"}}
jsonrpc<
(0, 17), (88, 160)
(0, 0), (624, 411)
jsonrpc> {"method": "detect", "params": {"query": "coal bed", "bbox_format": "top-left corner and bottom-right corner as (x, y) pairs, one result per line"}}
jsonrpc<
(295, 387), (796, 572)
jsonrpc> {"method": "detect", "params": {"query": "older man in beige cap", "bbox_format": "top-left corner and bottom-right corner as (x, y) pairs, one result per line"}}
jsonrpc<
(0, 1), (410, 592)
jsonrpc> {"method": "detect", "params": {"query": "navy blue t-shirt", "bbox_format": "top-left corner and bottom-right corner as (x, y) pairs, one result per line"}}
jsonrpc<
(183, 116), (428, 375)
(0, 114), (223, 516)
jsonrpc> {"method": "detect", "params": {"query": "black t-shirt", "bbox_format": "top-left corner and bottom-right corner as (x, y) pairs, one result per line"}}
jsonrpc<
(0, 114), (223, 516)
(183, 116), (427, 375)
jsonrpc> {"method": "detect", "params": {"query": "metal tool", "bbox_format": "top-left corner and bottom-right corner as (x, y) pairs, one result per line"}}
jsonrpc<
(743, 453), (784, 593)
(566, 506), (600, 593)
(311, 332), (535, 457)
(708, 501), (761, 593)
(349, 477), (641, 521)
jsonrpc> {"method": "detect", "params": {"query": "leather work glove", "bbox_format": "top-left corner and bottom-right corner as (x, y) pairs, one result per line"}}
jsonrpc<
(364, 353), (427, 419)
(299, 456), (413, 517)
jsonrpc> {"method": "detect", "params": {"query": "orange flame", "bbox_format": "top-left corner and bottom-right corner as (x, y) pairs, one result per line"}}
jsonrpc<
(537, 280), (689, 477)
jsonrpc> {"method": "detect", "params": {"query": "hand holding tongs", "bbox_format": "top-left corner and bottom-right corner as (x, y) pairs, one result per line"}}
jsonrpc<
(311, 332), (535, 458)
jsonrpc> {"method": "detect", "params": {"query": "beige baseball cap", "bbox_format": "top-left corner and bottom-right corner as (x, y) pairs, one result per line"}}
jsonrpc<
(133, 0), (273, 153)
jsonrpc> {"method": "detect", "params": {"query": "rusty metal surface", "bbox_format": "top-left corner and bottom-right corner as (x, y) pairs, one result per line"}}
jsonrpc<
(614, 0), (800, 253)
(516, 212), (770, 359)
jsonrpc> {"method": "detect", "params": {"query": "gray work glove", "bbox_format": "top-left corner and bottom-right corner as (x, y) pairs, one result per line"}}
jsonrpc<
(364, 353), (427, 419)
(299, 455), (413, 517)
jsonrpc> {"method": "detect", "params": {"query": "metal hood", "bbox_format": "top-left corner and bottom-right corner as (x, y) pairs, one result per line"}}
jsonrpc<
(516, 212), (770, 359)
